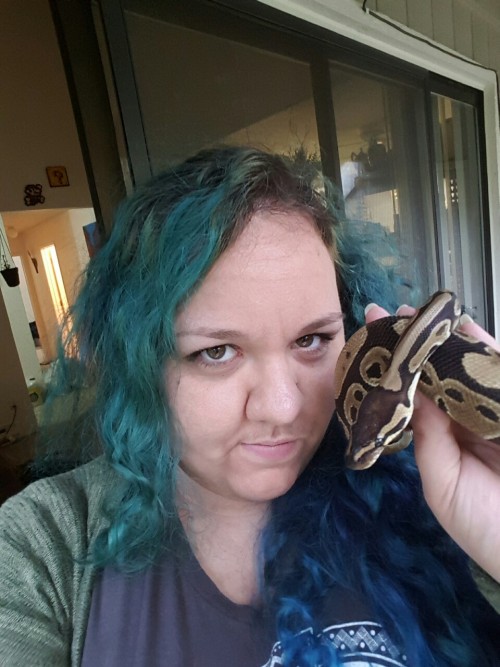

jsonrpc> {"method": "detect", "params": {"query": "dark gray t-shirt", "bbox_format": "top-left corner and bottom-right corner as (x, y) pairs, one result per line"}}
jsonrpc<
(81, 550), (408, 666)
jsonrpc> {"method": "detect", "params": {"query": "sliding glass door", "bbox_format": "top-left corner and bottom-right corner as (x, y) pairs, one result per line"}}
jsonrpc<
(431, 93), (488, 324)
(95, 0), (492, 328)
(330, 65), (437, 300)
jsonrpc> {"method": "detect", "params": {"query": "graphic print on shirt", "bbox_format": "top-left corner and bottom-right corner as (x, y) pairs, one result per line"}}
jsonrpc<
(262, 621), (408, 666)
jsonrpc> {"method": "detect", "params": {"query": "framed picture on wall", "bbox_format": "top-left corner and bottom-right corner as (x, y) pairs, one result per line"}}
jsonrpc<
(46, 166), (69, 187)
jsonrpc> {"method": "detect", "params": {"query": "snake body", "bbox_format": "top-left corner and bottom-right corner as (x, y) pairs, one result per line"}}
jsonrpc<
(334, 290), (500, 470)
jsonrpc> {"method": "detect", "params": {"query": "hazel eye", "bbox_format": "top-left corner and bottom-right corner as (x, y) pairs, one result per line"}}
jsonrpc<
(198, 345), (238, 365)
(294, 333), (334, 354)
(296, 334), (316, 348)
(204, 345), (227, 360)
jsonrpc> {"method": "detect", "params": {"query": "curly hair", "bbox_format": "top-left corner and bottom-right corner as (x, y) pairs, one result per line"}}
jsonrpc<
(41, 146), (498, 665)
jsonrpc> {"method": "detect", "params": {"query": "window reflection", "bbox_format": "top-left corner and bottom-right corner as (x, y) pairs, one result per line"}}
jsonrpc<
(124, 11), (319, 170)
(432, 95), (486, 325)
(331, 66), (436, 300)
(108, 2), (489, 322)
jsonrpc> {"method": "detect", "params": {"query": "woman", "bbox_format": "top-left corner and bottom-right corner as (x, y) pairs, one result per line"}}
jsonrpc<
(0, 146), (499, 666)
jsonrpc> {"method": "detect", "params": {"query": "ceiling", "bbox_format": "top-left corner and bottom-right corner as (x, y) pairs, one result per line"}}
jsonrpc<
(1, 209), (65, 237)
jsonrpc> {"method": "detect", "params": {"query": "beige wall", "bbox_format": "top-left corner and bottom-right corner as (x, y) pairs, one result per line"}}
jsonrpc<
(6, 209), (94, 361)
(0, 216), (40, 381)
(1, 206), (93, 441)
(0, 219), (38, 440)
(0, 0), (96, 441)
(0, 292), (37, 441)
(0, 0), (91, 212)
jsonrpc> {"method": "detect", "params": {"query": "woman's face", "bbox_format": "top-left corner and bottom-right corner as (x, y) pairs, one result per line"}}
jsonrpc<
(166, 210), (344, 507)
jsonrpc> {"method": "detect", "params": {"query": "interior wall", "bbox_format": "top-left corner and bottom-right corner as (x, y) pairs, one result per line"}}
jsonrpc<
(0, 290), (37, 440)
(0, 0), (96, 443)
(0, 216), (41, 387)
(0, 218), (37, 440)
(0, 0), (92, 212)
(6, 209), (94, 361)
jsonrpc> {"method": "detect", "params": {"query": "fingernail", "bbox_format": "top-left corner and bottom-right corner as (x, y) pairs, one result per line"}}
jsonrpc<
(459, 313), (473, 326)
(364, 303), (377, 316)
(396, 304), (410, 315)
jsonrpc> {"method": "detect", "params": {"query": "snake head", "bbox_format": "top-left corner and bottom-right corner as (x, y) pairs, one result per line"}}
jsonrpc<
(345, 436), (386, 470)
(345, 430), (413, 470)
(344, 386), (414, 470)
(337, 291), (464, 470)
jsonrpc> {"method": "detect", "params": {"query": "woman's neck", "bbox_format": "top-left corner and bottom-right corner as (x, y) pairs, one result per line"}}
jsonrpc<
(176, 469), (269, 605)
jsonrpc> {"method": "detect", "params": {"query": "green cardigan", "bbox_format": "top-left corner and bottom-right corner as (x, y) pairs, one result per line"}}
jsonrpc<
(0, 458), (115, 666)
(2, 457), (498, 666)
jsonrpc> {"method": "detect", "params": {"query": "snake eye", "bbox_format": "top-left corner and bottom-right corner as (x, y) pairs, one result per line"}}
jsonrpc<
(366, 362), (383, 379)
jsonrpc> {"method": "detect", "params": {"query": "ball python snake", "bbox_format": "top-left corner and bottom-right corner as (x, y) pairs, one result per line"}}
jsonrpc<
(334, 290), (500, 470)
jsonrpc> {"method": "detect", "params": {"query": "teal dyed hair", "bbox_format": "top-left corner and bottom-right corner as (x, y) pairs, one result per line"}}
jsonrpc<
(42, 146), (352, 568)
(39, 146), (499, 664)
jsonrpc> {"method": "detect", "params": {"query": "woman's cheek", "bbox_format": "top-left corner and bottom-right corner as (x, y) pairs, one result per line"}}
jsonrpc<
(169, 371), (244, 437)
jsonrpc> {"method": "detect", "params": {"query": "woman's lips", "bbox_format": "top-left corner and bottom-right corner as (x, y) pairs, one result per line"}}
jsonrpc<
(241, 440), (298, 461)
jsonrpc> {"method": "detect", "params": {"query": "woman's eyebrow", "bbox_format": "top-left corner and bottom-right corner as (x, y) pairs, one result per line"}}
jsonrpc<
(176, 327), (245, 340)
(296, 313), (345, 337)
(176, 313), (344, 340)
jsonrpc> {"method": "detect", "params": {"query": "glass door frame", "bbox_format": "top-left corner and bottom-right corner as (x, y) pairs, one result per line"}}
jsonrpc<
(51, 0), (495, 334)
(426, 75), (493, 330)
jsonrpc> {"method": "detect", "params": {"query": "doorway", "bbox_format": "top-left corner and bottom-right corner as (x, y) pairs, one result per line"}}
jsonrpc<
(1, 208), (97, 393)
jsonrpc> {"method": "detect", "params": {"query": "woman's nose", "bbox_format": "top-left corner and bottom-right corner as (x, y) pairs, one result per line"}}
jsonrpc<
(245, 359), (302, 425)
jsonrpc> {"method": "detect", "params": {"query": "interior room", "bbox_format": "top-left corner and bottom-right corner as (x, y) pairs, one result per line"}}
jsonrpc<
(0, 208), (96, 501)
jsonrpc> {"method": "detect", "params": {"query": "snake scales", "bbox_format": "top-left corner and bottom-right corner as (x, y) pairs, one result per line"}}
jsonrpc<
(334, 290), (500, 470)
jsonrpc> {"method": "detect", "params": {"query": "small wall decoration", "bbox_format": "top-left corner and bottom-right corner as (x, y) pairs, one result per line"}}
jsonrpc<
(0, 226), (20, 287)
(46, 165), (69, 187)
(24, 184), (45, 207)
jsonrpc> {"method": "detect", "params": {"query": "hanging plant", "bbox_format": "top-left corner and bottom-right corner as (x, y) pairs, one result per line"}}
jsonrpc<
(0, 225), (20, 287)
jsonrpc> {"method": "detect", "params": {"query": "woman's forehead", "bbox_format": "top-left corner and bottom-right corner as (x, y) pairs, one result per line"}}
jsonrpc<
(221, 209), (330, 264)
(175, 210), (339, 329)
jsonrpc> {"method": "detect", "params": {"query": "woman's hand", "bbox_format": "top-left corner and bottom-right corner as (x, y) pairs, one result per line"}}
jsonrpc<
(365, 303), (500, 583)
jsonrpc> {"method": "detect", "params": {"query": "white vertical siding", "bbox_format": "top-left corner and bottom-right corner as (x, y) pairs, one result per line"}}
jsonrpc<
(489, 25), (500, 78)
(453, 1), (474, 59)
(431, 0), (455, 49)
(375, 0), (408, 24)
(472, 12), (490, 65)
(353, 0), (500, 75)
(407, 0), (433, 37)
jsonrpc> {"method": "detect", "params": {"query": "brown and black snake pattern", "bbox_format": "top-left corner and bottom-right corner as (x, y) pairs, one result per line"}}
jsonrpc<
(334, 291), (500, 470)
